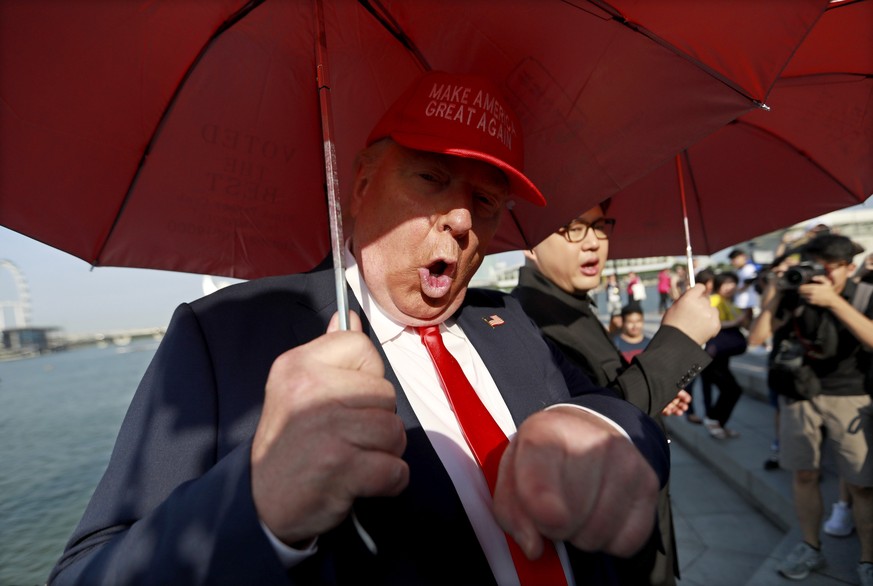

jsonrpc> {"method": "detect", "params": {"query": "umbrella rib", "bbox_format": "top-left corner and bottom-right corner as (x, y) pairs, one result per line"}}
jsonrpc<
(357, 0), (432, 71)
(508, 205), (533, 251)
(682, 150), (714, 255)
(94, 0), (267, 269)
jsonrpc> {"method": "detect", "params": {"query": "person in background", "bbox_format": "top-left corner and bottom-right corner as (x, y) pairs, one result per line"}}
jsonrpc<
(657, 268), (674, 315)
(672, 264), (689, 301)
(824, 480), (856, 538)
(695, 268), (716, 294)
(513, 201), (718, 586)
(49, 71), (669, 586)
(775, 221), (831, 259)
(605, 273), (623, 318)
(756, 253), (803, 471)
(607, 312), (624, 338)
(685, 268), (716, 425)
(614, 303), (651, 362)
(701, 271), (748, 439)
(820, 250), (873, 537)
(729, 248), (761, 322)
(749, 234), (873, 585)
(627, 271), (646, 305)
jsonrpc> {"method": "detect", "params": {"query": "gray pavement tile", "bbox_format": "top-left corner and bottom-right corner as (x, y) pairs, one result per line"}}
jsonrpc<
(670, 441), (785, 585)
(682, 545), (776, 586)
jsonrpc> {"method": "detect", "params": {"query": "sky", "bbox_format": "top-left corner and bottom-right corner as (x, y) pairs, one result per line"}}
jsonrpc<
(0, 227), (215, 334)
(2, 199), (871, 334)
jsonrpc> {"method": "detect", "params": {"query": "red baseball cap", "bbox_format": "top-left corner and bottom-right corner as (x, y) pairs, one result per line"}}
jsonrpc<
(367, 71), (546, 207)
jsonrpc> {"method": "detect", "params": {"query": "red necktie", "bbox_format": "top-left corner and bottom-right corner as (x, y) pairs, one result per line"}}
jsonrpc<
(417, 325), (568, 586)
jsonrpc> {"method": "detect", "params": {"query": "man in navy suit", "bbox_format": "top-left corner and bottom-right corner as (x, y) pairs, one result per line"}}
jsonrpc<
(50, 71), (683, 585)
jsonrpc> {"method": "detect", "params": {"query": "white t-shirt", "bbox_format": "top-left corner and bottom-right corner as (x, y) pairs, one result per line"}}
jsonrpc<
(734, 262), (760, 310)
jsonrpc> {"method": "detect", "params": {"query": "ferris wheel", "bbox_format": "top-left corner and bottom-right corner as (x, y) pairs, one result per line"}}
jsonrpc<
(0, 259), (31, 330)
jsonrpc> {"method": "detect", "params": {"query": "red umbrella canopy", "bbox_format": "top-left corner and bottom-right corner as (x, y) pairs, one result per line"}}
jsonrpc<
(0, 0), (830, 279)
(607, 0), (873, 260)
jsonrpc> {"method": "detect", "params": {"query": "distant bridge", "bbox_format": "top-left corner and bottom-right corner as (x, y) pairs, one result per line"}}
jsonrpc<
(60, 327), (166, 348)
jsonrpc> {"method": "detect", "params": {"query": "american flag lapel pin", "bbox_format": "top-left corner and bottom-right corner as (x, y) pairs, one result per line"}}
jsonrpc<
(483, 314), (505, 328)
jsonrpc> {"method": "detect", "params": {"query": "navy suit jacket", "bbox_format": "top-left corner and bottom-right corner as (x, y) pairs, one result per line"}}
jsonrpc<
(50, 266), (668, 585)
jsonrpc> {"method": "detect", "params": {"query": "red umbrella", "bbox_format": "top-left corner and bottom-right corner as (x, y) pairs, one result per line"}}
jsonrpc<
(607, 0), (873, 263)
(0, 0), (830, 281)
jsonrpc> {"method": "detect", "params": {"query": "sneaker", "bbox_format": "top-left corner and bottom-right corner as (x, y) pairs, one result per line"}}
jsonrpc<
(823, 501), (854, 537)
(704, 418), (726, 439)
(722, 426), (740, 439)
(778, 542), (826, 580)
(859, 562), (873, 586)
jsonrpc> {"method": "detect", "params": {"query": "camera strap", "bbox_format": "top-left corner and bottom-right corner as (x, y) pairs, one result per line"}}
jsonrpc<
(852, 282), (873, 315)
(791, 317), (816, 359)
(851, 282), (873, 352)
(790, 304), (839, 361)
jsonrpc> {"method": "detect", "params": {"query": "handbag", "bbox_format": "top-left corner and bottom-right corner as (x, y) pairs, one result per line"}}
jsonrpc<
(631, 281), (647, 301)
(705, 327), (748, 358)
(767, 320), (822, 400)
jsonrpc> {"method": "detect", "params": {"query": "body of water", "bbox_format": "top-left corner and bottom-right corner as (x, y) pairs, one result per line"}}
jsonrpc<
(0, 341), (159, 586)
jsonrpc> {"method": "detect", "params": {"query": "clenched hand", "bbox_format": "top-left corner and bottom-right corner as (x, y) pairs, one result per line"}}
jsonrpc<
(492, 406), (659, 560)
(662, 283), (721, 345)
(251, 311), (409, 545)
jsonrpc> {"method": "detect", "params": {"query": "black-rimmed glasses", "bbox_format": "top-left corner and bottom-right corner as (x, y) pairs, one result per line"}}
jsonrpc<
(558, 218), (616, 242)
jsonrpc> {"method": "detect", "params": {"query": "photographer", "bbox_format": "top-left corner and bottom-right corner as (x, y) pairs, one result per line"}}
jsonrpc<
(748, 234), (873, 584)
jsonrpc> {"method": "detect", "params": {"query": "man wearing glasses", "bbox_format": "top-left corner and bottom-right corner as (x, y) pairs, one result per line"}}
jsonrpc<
(512, 201), (718, 586)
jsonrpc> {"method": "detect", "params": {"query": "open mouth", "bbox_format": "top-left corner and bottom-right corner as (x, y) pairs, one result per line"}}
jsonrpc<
(429, 259), (449, 276)
(419, 258), (456, 298)
(579, 259), (600, 276)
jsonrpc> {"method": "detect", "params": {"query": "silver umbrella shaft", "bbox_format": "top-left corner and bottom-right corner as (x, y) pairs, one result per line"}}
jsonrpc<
(315, 0), (349, 331)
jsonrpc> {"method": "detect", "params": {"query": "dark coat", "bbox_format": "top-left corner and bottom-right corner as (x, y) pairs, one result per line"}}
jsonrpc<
(50, 265), (668, 585)
(513, 266), (711, 585)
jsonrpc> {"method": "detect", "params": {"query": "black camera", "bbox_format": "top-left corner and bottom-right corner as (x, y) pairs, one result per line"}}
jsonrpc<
(780, 262), (826, 289)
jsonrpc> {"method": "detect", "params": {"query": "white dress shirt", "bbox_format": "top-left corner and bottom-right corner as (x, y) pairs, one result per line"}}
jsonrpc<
(344, 249), (574, 585)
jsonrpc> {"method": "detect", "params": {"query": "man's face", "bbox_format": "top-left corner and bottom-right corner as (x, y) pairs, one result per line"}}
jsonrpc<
(730, 254), (745, 269)
(621, 312), (644, 338)
(529, 205), (609, 294)
(349, 142), (508, 326)
(817, 257), (854, 293)
(717, 278), (737, 299)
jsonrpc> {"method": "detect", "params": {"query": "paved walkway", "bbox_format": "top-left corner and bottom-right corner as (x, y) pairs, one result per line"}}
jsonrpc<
(649, 317), (863, 585)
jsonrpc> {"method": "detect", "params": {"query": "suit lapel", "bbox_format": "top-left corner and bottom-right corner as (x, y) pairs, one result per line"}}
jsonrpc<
(458, 296), (567, 426)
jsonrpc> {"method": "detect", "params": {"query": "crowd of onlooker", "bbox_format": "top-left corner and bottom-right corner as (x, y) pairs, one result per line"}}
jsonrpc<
(598, 221), (873, 584)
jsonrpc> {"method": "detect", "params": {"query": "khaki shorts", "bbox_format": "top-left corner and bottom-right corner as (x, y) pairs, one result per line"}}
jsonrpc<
(779, 394), (873, 487)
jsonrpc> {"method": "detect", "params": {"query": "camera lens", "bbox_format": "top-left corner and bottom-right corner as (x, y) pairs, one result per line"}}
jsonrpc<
(784, 269), (805, 286)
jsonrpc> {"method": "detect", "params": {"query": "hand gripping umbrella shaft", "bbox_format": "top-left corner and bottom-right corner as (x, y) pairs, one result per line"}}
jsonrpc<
(314, 0), (377, 555)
